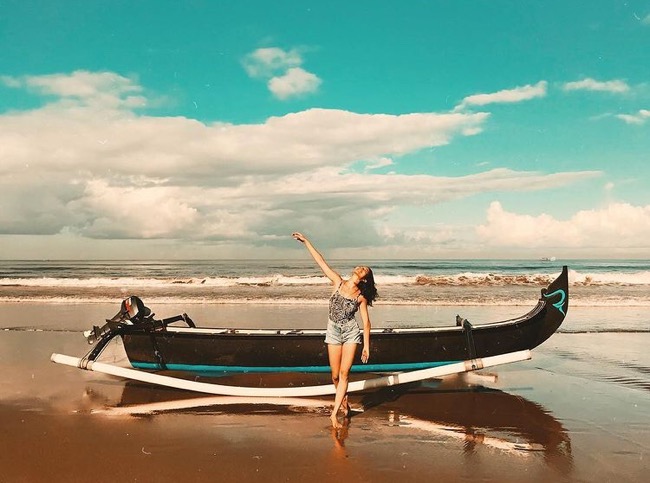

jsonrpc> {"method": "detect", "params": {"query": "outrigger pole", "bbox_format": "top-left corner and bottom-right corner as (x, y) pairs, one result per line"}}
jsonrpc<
(50, 350), (530, 397)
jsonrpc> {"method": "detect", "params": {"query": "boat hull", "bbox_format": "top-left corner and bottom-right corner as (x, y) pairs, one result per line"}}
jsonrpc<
(121, 266), (569, 374)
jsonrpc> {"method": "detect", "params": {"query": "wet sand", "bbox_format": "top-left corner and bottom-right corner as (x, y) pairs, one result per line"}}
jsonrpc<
(1, 308), (649, 482)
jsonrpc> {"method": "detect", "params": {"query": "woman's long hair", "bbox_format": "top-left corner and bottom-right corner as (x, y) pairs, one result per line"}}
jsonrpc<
(359, 268), (378, 306)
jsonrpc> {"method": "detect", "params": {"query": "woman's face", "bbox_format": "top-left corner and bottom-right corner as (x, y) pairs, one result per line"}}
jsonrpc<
(353, 266), (370, 280)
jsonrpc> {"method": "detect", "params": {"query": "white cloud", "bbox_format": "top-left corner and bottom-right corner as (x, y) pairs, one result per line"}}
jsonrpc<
(616, 109), (650, 125)
(242, 47), (321, 100)
(268, 67), (322, 99)
(455, 81), (547, 111)
(378, 223), (459, 247)
(69, 179), (201, 239)
(242, 47), (303, 78)
(0, 71), (497, 241)
(0, 104), (489, 180)
(562, 77), (630, 93)
(364, 157), (394, 170)
(477, 201), (650, 248)
(261, 168), (600, 207)
(2, 70), (146, 110)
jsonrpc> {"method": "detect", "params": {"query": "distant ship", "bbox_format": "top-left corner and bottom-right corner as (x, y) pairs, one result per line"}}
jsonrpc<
(540, 256), (557, 262)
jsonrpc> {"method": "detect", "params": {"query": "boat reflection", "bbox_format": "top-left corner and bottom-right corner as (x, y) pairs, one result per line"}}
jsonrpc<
(358, 377), (573, 474)
(81, 375), (572, 474)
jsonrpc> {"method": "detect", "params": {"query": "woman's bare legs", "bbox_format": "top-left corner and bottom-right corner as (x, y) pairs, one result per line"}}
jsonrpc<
(328, 343), (342, 384)
(328, 343), (357, 428)
(327, 345), (351, 417)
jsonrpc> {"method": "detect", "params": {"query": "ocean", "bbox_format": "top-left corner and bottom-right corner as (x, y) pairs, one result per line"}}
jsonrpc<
(2, 258), (649, 291)
(0, 259), (648, 333)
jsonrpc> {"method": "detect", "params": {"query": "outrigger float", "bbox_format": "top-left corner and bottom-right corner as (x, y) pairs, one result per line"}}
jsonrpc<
(51, 266), (569, 397)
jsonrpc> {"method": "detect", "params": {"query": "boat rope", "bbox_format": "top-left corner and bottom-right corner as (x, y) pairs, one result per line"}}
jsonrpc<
(457, 316), (477, 360)
(149, 333), (167, 370)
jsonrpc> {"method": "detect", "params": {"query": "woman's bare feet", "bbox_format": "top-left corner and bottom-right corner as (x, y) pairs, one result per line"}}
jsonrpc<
(331, 412), (343, 429)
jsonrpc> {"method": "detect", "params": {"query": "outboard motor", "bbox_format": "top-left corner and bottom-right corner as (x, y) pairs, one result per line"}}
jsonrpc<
(84, 296), (153, 344)
(111, 296), (153, 324)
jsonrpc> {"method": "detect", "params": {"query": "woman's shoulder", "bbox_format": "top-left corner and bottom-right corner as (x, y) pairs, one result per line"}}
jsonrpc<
(330, 272), (343, 284)
(331, 275), (344, 287)
(329, 276), (343, 293)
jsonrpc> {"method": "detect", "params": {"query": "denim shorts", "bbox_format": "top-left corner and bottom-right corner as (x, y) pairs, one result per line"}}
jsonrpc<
(325, 319), (362, 345)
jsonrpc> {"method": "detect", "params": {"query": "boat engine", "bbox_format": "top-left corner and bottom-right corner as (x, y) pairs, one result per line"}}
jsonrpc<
(113, 295), (153, 324)
(84, 296), (154, 345)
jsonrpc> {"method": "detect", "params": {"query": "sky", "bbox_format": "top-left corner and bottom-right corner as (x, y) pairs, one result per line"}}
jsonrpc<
(0, 0), (649, 260)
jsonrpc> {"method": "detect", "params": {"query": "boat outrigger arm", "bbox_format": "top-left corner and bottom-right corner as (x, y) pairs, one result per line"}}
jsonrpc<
(50, 350), (531, 397)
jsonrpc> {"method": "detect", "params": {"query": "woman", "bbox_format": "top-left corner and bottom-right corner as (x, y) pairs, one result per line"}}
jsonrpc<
(292, 232), (377, 428)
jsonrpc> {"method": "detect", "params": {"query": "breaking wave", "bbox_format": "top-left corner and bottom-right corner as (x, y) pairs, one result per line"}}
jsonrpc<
(2, 269), (650, 289)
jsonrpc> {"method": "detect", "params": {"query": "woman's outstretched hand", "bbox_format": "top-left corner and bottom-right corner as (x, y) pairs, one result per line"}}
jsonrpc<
(292, 232), (307, 243)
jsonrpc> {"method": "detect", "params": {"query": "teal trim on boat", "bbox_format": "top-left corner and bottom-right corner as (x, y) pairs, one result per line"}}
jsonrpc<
(131, 360), (460, 374)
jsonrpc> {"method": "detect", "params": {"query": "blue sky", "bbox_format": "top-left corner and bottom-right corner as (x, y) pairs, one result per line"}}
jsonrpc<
(0, 0), (649, 259)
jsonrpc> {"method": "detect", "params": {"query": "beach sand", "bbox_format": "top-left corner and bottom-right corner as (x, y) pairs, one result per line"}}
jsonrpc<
(1, 305), (649, 482)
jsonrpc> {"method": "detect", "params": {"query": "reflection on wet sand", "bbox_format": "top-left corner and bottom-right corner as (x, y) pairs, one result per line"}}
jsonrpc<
(81, 374), (572, 475)
(359, 378), (573, 475)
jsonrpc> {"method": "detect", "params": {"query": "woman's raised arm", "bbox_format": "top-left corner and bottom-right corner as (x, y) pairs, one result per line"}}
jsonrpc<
(292, 232), (341, 285)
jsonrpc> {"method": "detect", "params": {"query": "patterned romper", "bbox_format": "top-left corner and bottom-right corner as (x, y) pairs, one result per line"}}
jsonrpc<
(325, 281), (362, 345)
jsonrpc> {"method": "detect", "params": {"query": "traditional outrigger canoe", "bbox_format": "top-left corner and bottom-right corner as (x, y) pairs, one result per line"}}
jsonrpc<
(51, 266), (568, 396)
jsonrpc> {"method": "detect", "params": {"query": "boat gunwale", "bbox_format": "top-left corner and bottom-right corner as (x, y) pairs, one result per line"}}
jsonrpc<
(124, 300), (546, 338)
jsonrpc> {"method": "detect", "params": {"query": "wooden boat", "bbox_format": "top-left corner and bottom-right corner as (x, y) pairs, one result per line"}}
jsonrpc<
(54, 266), (568, 381)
